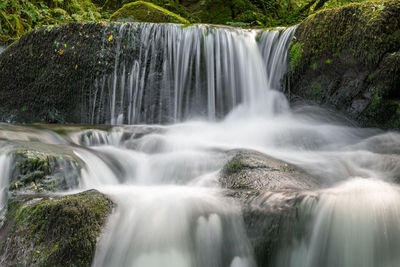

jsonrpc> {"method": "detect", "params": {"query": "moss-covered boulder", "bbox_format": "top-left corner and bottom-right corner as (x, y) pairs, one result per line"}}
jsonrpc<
(110, 1), (189, 23)
(284, 0), (400, 128)
(0, 22), (120, 123)
(0, 190), (114, 266)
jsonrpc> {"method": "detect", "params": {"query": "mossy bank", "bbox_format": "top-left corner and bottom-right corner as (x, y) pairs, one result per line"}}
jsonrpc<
(110, 1), (189, 23)
(284, 0), (400, 128)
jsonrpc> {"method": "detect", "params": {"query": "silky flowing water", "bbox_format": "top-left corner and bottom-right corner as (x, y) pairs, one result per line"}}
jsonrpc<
(1, 23), (400, 267)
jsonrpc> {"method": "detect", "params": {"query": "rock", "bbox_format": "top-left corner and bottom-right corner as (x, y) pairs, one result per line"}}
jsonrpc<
(0, 190), (114, 267)
(8, 150), (81, 194)
(0, 23), (116, 123)
(219, 149), (318, 267)
(220, 149), (319, 192)
(110, 1), (190, 23)
(284, 0), (400, 129)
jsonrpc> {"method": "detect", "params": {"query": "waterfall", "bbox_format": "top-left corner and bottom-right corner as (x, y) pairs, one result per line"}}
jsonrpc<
(2, 21), (400, 267)
(87, 24), (294, 125)
(0, 146), (13, 226)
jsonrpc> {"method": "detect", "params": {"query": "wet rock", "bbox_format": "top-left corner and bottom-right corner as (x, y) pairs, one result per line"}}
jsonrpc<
(8, 150), (81, 194)
(220, 149), (319, 192)
(284, 0), (400, 129)
(219, 149), (318, 267)
(0, 190), (114, 267)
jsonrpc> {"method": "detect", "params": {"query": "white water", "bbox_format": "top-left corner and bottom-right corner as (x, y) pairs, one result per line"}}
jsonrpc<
(276, 178), (400, 267)
(87, 24), (294, 124)
(0, 23), (400, 267)
(0, 149), (12, 226)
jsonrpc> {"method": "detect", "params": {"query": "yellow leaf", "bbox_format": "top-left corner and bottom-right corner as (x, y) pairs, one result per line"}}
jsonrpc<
(108, 35), (113, 41)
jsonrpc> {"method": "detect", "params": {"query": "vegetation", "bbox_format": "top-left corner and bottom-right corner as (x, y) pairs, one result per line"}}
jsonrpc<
(0, 0), (102, 42)
(0, 0), (373, 43)
(285, 0), (400, 128)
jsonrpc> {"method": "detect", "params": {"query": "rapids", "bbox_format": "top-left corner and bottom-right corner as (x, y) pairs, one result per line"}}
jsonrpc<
(0, 23), (400, 267)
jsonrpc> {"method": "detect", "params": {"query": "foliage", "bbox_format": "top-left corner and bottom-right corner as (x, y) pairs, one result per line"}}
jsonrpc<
(0, 0), (374, 43)
(0, 0), (101, 42)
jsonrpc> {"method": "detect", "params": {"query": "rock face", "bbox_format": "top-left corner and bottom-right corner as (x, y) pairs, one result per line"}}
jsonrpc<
(284, 0), (400, 128)
(0, 190), (114, 267)
(110, 1), (189, 23)
(219, 149), (318, 267)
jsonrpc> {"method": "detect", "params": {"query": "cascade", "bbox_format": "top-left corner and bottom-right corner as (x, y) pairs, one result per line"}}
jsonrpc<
(276, 178), (400, 267)
(1, 22), (400, 267)
(87, 24), (294, 125)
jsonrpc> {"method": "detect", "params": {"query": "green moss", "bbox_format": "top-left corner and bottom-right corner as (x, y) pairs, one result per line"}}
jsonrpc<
(293, 0), (400, 71)
(110, 1), (189, 23)
(1, 190), (114, 266)
(224, 160), (247, 175)
(306, 81), (322, 100)
(311, 62), (318, 70)
(9, 154), (51, 191)
(289, 42), (303, 69)
(0, 0), (103, 42)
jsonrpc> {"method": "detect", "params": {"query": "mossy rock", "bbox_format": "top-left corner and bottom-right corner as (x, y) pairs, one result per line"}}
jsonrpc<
(284, 0), (400, 128)
(220, 149), (317, 267)
(110, 1), (190, 23)
(8, 150), (81, 193)
(0, 190), (114, 266)
(220, 149), (318, 191)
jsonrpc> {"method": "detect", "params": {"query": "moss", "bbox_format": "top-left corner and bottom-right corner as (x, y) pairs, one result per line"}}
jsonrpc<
(110, 1), (190, 23)
(224, 159), (247, 175)
(7, 149), (81, 193)
(293, 0), (400, 70)
(0, 190), (114, 266)
(9, 154), (51, 191)
(306, 81), (322, 100)
(0, 0), (103, 42)
(285, 0), (400, 128)
(289, 41), (303, 69)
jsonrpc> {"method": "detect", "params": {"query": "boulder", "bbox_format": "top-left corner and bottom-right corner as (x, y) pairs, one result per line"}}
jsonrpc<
(0, 22), (119, 123)
(0, 190), (114, 266)
(220, 149), (319, 192)
(110, 1), (189, 23)
(219, 149), (318, 266)
(284, 0), (400, 128)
